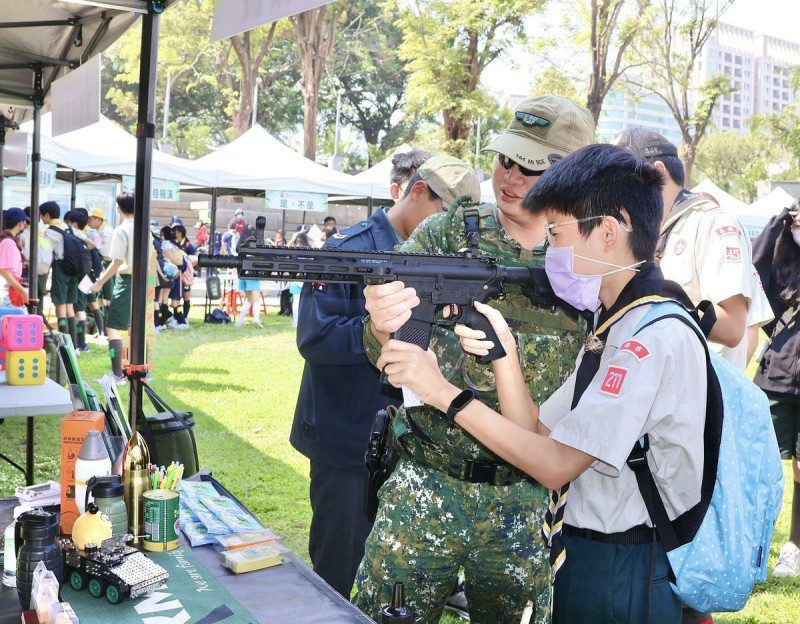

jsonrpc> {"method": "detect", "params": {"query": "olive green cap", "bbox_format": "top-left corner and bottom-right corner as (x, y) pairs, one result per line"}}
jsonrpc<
(417, 156), (481, 205)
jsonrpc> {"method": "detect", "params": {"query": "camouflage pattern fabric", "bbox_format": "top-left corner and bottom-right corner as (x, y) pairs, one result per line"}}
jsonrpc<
(355, 202), (587, 623)
(353, 458), (551, 624)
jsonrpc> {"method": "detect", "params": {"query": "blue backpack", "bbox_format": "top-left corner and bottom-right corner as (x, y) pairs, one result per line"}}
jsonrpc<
(628, 301), (784, 612)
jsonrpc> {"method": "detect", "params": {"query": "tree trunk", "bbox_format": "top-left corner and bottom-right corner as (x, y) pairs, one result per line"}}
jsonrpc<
(302, 90), (318, 159)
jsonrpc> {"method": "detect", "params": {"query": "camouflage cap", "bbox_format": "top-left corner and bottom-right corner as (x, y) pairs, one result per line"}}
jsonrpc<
(417, 155), (481, 205)
(610, 127), (679, 160)
(484, 95), (595, 170)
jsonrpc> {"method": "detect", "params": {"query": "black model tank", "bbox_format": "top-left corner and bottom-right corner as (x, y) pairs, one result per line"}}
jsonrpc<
(60, 534), (168, 604)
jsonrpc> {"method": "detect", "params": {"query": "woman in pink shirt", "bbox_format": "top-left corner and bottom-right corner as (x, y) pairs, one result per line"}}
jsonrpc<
(0, 207), (31, 307)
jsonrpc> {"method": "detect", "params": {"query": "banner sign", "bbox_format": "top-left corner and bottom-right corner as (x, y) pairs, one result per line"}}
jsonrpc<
(265, 190), (328, 212)
(210, 0), (336, 42)
(123, 175), (181, 202)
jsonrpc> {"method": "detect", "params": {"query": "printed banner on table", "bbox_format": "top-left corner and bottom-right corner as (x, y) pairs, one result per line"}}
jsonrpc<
(265, 190), (328, 212)
(123, 175), (181, 202)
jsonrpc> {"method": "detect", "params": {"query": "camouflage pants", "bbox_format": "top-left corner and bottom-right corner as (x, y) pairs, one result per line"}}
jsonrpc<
(353, 458), (551, 624)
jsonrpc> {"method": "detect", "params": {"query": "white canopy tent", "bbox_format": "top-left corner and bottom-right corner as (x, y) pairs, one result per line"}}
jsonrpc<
(690, 179), (748, 215)
(479, 178), (496, 204)
(19, 112), (214, 186)
(193, 124), (373, 197)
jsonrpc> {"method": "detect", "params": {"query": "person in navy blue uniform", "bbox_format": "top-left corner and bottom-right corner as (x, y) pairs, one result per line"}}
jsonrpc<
(291, 153), (482, 597)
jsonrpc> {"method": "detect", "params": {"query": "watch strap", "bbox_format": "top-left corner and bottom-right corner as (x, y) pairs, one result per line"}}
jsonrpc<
(445, 388), (478, 423)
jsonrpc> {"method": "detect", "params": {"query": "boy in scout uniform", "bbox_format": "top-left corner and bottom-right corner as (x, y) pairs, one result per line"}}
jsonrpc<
(91, 192), (135, 379)
(292, 155), (481, 598)
(354, 96), (595, 624)
(376, 143), (706, 624)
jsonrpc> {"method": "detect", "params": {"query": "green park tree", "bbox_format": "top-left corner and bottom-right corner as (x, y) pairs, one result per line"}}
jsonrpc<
(389, 0), (547, 157)
(694, 130), (774, 200)
(628, 0), (734, 182)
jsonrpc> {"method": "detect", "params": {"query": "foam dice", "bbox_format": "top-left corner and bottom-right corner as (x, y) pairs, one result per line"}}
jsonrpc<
(0, 306), (25, 346)
(2, 315), (43, 351)
(7, 349), (46, 386)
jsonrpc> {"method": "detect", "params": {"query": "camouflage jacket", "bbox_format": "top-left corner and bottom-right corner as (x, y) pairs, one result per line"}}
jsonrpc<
(364, 202), (588, 464)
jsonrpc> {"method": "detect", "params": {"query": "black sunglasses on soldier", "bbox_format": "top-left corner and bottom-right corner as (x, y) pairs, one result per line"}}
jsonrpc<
(497, 154), (545, 177)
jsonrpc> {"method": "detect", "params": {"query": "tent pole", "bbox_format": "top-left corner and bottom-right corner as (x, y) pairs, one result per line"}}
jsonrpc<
(70, 169), (77, 210)
(129, 9), (160, 430)
(28, 65), (43, 313)
(367, 196), (373, 218)
(0, 120), (5, 228)
(209, 187), (217, 261)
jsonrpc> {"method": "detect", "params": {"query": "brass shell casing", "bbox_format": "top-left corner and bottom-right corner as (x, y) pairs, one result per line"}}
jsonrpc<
(122, 432), (151, 544)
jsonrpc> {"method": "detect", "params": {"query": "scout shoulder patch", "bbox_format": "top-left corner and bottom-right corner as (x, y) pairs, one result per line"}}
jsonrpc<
(599, 365), (628, 396)
(715, 225), (742, 239)
(619, 340), (650, 361)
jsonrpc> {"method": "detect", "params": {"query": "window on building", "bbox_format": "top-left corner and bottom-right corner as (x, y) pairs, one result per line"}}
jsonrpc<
(773, 102), (780, 110)
(784, 80), (790, 88)
(734, 68), (742, 77)
(745, 58), (751, 65)
(722, 117), (730, 127)
(723, 104), (730, 113)
(725, 65), (731, 74)
(733, 119), (741, 129)
(734, 93), (741, 103)
(744, 108), (750, 115)
(734, 81), (741, 89)
(774, 89), (780, 98)
(735, 55), (742, 64)
(725, 53), (732, 62)
(744, 95), (750, 102)
(745, 70), (751, 78)
(734, 106), (741, 115)
(774, 77), (781, 86)
(775, 65), (782, 74)
(764, 87), (769, 94)
(783, 92), (789, 101)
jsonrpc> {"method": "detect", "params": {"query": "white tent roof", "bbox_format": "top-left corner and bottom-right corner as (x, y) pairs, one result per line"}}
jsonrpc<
(0, 1), (173, 124)
(353, 144), (411, 199)
(18, 113), (214, 186)
(194, 124), (372, 196)
(748, 187), (796, 218)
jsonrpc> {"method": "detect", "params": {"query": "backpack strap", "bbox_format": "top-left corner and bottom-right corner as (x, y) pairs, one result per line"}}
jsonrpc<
(626, 301), (723, 552)
(461, 205), (481, 254)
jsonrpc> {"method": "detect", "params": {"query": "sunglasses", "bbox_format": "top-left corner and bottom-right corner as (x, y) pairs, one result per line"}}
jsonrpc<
(497, 154), (546, 177)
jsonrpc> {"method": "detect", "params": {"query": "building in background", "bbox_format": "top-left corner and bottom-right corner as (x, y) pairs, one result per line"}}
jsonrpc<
(597, 21), (800, 143)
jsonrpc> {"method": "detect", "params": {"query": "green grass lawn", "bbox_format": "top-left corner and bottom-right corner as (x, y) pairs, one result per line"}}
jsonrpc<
(0, 313), (797, 622)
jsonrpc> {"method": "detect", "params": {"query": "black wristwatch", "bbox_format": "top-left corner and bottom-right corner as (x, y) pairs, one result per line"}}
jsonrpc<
(445, 388), (478, 423)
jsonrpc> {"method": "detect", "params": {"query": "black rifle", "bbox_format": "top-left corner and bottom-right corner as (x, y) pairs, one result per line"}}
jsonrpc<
(197, 216), (577, 363)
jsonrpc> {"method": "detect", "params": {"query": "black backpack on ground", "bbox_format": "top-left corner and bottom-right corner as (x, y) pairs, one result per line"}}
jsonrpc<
(52, 226), (92, 277)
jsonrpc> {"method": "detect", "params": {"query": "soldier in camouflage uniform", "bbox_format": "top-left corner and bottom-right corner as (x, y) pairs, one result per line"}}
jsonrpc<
(352, 96), (595, 624)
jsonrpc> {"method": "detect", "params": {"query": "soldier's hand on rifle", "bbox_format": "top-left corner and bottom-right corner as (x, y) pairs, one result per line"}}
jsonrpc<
(364, 282), (420, 345)
(455, 300), (516, 358)
(376, 339), (454, 411)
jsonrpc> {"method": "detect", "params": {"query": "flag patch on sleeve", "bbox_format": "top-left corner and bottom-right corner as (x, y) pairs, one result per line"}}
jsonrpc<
(600, 366), (628, 396)
(619, 340), (650, 361)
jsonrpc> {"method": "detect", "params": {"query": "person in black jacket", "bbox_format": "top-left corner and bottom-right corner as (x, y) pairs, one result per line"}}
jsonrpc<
(753, 202), (800, 578)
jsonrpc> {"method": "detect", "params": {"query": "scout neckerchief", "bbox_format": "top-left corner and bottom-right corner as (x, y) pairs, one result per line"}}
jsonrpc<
(542, 265), (696, 579)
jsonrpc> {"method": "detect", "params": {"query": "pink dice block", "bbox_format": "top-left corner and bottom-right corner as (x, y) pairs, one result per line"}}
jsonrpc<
(0, 345), (5, 371)
(1, 314), (43, 351)
(6, 349), (46, 386)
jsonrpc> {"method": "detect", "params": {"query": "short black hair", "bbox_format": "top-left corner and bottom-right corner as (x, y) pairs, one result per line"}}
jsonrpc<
(648, 154), (684, 187)
(523, 144), (664, 262)
(75, 207), (89, 217)
(390, 149), (434, 186)
(323, 216), (336, 225)
(403, 172), (440, 201)
(172, 224), (187, 238)
(117, 191), (135, 215)
(160, 225), (175, 241)
(66, 209), (88, 230)
(39, 201), (61, 220)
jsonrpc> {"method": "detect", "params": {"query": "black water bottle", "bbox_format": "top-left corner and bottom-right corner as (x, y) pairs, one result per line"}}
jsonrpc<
(15, 509), (62, 610)
(380, 581), (416, 623)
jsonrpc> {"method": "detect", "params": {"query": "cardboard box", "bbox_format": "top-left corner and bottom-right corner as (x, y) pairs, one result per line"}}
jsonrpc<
(60, 411), (105, 534)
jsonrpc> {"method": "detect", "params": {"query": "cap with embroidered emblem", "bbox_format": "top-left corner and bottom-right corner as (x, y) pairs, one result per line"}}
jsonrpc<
(610, 128), (679, 160)
(483, 95), (595, 170)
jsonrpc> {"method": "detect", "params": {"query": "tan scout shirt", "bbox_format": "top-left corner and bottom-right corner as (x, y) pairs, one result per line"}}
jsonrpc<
(660, 200), (757, 369)
(539, 304), (706, 534)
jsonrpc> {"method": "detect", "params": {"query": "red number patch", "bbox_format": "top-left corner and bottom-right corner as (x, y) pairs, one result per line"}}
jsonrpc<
(600, 366), (628, 396)
(725, 247), (742, 261)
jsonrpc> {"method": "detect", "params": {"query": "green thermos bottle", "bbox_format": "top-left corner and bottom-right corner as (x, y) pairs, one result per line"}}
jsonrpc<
(86, 475), (128, 538)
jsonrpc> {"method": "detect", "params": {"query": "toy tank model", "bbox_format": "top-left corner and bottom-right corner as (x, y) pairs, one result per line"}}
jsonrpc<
(60, 534), (168, 604)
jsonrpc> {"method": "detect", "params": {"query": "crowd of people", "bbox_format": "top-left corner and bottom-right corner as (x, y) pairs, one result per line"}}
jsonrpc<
(1, 92), (798, 624)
